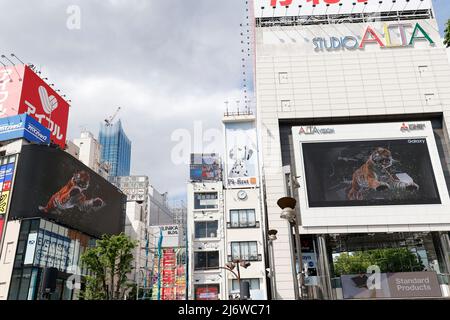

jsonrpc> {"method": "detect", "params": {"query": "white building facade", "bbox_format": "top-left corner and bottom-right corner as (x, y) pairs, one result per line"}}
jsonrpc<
(254, 0), (450, 300)
(187, 117), (268, 300)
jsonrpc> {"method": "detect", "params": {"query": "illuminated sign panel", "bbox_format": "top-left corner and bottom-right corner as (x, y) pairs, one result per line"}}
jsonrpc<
(292, 122), (450, 228)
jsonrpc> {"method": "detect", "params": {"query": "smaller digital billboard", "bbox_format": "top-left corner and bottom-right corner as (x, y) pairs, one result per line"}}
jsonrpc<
(190, 154), (222, 182)
(302, 139), (441, 207)
(0, 114), (50, 145)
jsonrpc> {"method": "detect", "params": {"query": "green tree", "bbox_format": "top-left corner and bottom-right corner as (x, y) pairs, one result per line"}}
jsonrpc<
(444, 19), (450, 48)
(80, 233), (136, 300)
(334, 248), (424, 277)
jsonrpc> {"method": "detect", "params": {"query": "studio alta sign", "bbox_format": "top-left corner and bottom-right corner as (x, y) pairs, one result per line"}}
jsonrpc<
(313, 23), (434, 51)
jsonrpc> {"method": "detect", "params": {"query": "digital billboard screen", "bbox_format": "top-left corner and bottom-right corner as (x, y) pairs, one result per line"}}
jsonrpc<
(9, 145), (125, 237)
(302, 139), (441, 207)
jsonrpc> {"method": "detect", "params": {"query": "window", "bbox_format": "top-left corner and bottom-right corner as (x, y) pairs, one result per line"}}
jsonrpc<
(280, 100), (291, 112)
(195, 221), (218, 238)
(279, 72), (288, 84)
(231, 278), (260, 291)
(230, 241), (259, 261)
(229, 209), (257, 228)
(194, 251), (219, 270)
(195, 284), (220, 300)
(194, 192), (218, 210)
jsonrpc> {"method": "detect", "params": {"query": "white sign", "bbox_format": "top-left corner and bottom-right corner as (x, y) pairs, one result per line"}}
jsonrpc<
(24, 233), (37, 265)
(254, 0), (432, 19)
(224, 121), (259, 189)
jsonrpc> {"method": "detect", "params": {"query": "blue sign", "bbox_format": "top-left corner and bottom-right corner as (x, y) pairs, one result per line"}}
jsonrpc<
(0, 114), (50, 145)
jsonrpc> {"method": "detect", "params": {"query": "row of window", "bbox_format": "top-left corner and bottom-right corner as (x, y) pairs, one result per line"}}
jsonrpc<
(194, 209), (258, 239)
(194, 241), (260, 271)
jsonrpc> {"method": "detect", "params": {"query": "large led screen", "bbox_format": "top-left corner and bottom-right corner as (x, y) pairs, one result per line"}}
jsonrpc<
(302, 139), (441, 207)
(9, 145), (126, 237)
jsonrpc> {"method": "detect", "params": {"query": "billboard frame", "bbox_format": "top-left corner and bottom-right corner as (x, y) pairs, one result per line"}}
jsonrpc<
(292, 121), (450, 229)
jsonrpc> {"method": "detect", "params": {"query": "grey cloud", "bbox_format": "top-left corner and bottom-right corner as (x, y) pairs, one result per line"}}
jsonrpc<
(0, 0), (250, 199)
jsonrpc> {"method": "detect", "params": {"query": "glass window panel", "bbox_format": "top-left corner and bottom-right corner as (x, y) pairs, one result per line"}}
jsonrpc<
(8, 269), (22, 300)
(207, 221), (218, 238)
(194, 252), (206, 270)
(241, 243), (250, 260)
(208, 251), (219, 269)
(249, 242), (258, 260)
(195, 222), (206, 239)
(231, 243), (240, 260)
(247, 210), (256, 226)
(30, 219), (40, 233)
(27, 269), (39, 300)
(230, 211), (239, 227)
(18, 269), (32, 300)
(239, 211), (248, 227)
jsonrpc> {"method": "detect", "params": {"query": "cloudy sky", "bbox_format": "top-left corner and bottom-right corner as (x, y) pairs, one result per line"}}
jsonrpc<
(0, 0), (449, 203)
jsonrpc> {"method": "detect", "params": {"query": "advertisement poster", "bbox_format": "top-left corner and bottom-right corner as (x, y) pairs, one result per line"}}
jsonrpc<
(9, 145), (125, 237)
(190, 154), (222, 182)
(0, 163), (14, 215)
(302, 139), (441, 207)
(195, 286), (219, 300)
(341, 272), (442, 299)
(224, 121), (258, 189)
(0, 114), (50, 145)
(152, 247), (186, 300)
(0, 65), (70, 148)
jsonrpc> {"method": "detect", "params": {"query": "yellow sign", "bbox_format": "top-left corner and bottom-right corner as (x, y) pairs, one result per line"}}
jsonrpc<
(0, 191), (10, 215)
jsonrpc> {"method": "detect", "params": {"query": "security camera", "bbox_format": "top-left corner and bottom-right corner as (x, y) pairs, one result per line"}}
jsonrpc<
(268, 229), (278, 236)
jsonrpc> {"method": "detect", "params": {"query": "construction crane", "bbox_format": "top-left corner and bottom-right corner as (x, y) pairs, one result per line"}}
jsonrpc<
(104, 107), (121, 126)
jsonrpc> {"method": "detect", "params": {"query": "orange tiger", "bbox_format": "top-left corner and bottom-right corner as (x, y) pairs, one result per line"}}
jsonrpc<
(348, 147), (418, 201)
(39, 171), (105, 214)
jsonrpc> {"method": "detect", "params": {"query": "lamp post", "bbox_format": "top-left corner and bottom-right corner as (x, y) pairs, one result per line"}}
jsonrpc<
(220, 259), (251, 300)
(267, 229), (278, 300)
(277, 196), (304, 299)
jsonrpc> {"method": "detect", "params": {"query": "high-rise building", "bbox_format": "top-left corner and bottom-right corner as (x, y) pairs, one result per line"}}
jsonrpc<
(99, 120), (131, 177)
(254, 0), (450, 300)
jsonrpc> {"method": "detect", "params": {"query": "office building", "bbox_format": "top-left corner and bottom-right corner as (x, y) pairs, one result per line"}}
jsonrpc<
(98, 120), (131, 177)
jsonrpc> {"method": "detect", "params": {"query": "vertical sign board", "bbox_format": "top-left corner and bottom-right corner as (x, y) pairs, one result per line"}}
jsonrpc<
(224, 121), (259, 189)
(0, 163), (14, 215)
(23, 232), (38, 265)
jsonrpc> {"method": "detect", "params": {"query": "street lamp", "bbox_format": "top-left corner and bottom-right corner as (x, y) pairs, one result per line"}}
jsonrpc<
(220, 259), (251, 300)
(277, 196), (304, 299)
(267, 229), (278, 300)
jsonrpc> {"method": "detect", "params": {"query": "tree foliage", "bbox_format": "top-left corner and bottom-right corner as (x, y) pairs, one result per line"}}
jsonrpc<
(445, 19), (450, 48)
(80, 233), (136, 300)
(333, 248), (424, 277)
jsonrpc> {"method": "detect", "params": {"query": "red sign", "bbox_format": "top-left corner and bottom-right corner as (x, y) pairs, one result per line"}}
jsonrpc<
(0, 65), (70, 148)
(0, 217), (4, 241)
(195, 286), (219, 300)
